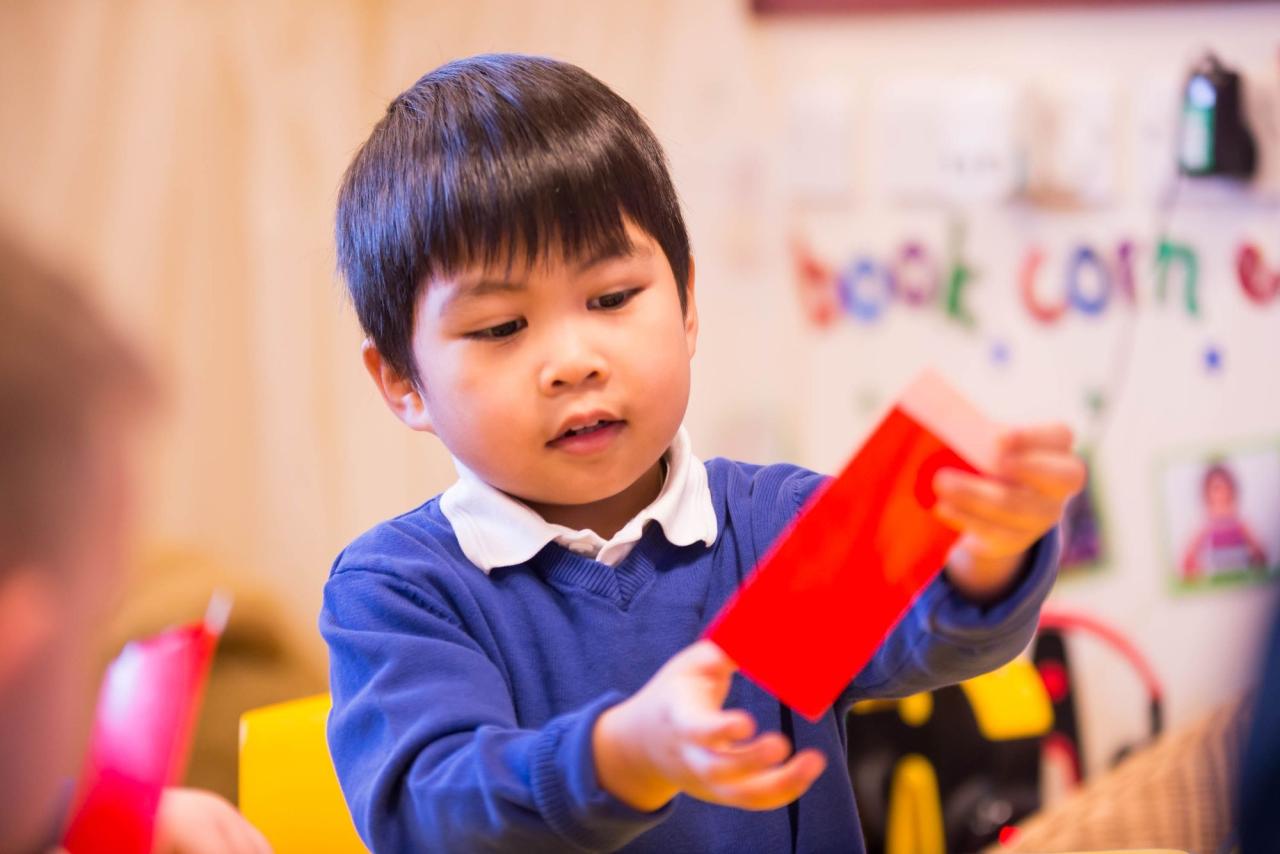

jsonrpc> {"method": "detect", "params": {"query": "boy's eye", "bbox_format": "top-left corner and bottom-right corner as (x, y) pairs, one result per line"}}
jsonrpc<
(467, 318), (527, 340)
(589, 289), (639, 310)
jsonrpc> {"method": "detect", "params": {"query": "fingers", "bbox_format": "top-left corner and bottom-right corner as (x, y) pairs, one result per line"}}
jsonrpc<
(203, 794), (271, 854)
(663, 640), (743, 742)
(933, 469), (1061, 532)
(152, 788), (273, 854)
(935, 505), (1034, 558)
(999, 450), (1086, 501)
(229, 817), (273, 854)
(997, 423), (1074, 455)
(679, 639), (739, 678)
(681, 732), (791, 784)
(655, 641), (828, 813)
(702, 748), (828, 811)
(167, 807), (237, 854)
(674, 706), (757, 746)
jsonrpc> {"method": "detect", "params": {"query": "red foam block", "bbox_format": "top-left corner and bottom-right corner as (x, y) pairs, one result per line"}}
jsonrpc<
(703, 371), (997, 721)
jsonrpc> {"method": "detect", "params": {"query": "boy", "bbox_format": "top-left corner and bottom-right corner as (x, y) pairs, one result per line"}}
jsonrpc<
(0, 234), (270, 854)
(321, 54), (1083, 853)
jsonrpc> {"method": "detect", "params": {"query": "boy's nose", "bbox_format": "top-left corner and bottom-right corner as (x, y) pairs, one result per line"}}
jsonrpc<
(538, 336), (610, 393)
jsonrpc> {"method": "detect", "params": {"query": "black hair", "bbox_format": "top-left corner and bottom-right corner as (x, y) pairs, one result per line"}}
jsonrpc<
(336, 53), (691, 386)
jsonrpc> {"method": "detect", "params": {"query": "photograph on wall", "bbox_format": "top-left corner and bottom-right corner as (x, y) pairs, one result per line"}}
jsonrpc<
(1157, 442), (1280, 591)
(1058, 449), (1107, 577)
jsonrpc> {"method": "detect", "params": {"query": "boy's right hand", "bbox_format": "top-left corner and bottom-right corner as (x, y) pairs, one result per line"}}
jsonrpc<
(592, 640), (827, 813)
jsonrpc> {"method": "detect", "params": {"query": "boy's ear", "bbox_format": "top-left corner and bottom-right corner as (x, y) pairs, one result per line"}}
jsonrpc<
(684, 255), (699, 359)
(0, 569), (57, 692)
(361, 339), (435, 434)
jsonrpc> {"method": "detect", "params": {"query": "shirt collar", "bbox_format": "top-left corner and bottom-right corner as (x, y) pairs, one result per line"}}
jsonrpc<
(439, 426), (717, 573)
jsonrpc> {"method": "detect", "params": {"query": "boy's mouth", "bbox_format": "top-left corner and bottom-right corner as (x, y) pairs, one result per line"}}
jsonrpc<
(548, 412), (625, 450)
(561, 419), (614, 438)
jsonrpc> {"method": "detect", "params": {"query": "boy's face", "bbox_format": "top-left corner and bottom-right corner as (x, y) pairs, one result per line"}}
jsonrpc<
(370, 219), (697, 509)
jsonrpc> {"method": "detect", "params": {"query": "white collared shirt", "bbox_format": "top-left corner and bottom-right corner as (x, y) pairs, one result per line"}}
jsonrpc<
(439, 426), (718, 572)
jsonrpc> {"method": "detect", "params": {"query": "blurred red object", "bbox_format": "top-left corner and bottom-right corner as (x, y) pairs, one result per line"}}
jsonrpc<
(62, 596), (229, 854)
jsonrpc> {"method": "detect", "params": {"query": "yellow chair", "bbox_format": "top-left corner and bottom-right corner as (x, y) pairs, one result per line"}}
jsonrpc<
(239, 694), (368, 853)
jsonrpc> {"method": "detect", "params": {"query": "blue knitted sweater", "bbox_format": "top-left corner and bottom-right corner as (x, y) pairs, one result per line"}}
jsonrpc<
(320, 459), (1058, 853)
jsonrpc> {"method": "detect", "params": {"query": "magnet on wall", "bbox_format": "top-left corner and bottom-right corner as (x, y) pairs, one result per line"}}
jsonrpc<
(1204, 343), (1224, 374)
(989, 338), (1012, 367)
(1084, 388), (1107, 418)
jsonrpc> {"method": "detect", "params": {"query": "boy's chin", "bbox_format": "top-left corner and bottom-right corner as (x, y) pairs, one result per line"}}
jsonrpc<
(513, 467), (654, 509)
(520, 481), (631, 509)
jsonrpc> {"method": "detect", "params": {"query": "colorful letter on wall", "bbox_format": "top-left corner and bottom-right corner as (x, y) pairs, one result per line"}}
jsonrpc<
(1020, 247), (1066, 324)
(839, 257), (894, 323)
(944, 221), (975, 326)
(1155, 238), (1199, 316)
(792, 237), (839, 328)
(1066, 246), (1110, 317)
(893, 241), (939, 307)
(1237, 243), (1280, 305)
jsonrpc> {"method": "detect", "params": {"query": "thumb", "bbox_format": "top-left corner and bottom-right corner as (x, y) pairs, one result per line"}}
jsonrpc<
(680, 639), (739, 678)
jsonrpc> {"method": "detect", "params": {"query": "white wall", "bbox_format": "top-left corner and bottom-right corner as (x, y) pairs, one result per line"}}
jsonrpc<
(730, 2), (1280, 777)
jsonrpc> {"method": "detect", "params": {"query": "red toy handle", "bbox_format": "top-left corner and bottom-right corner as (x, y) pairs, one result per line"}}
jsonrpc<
(1038, 610), (1164, 707)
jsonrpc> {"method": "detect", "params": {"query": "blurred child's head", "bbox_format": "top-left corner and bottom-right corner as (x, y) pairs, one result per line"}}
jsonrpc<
(1203, 462), (1240, 519)
(337, 54), (697, 507)
(0, 234), (154, 851)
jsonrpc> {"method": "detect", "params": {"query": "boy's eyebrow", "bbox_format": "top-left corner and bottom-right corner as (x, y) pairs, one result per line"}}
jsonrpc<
(573, 241), (652, 273)
(440, 279), (527, 314)
(440, 241), (657, 314)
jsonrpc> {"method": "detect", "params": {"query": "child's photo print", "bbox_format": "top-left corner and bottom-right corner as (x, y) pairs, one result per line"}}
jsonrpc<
(1158, 442), (1280, 590)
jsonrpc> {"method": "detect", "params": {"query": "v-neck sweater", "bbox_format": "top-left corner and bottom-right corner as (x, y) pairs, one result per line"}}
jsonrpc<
(320, 457), (1059, 853)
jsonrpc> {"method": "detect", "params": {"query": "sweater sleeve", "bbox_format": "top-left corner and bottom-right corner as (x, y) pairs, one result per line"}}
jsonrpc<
(770, 465), (1061, 710)
(838, 525), (1060, 707)
(319, 566), (673, 853)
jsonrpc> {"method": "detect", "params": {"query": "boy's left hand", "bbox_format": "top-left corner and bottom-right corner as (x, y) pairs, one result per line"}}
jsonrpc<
(932, 423), (1086, 603)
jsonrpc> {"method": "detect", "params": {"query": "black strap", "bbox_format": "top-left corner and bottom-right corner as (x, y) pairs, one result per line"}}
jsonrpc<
(779, 702), (800, 852)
